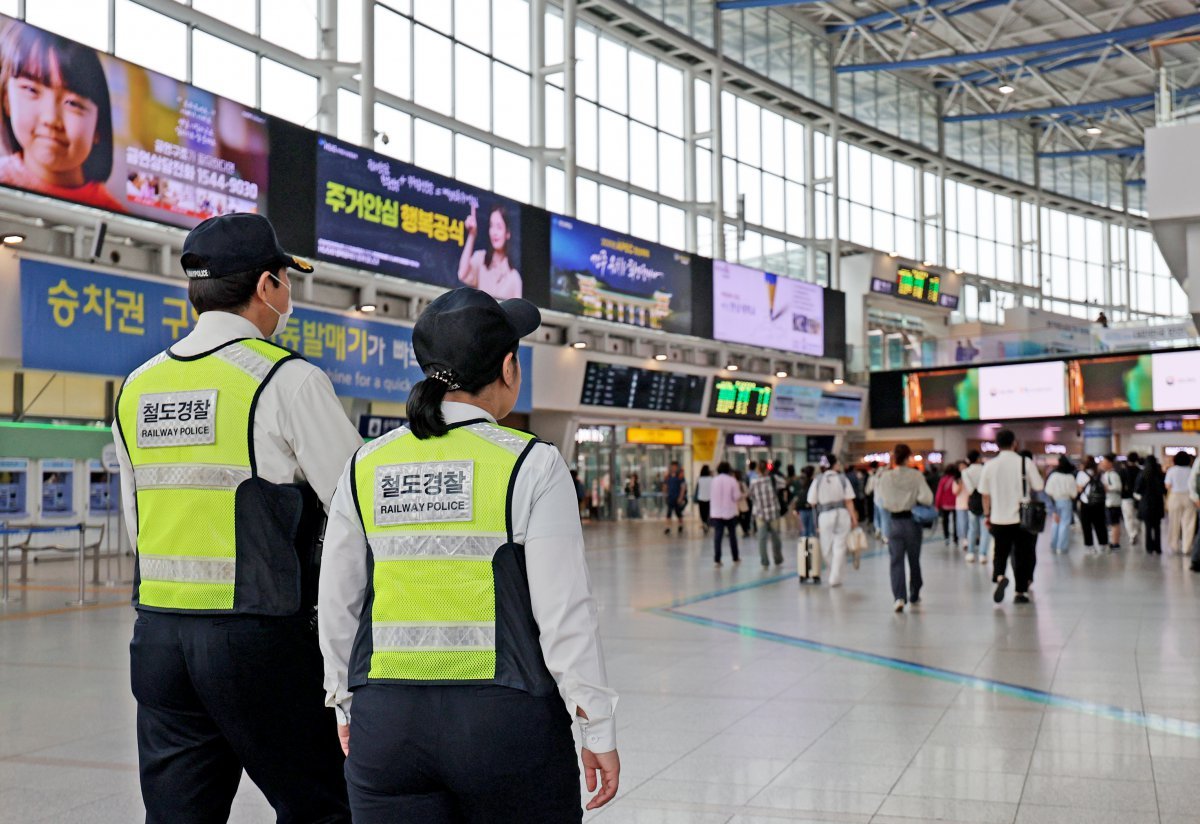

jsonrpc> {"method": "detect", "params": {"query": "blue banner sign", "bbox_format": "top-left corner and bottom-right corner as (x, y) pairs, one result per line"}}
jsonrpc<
(20, 258), (532, 412)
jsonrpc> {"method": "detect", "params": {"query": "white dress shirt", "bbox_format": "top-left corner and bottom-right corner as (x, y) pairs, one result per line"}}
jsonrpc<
(318, 401), (619, 753)
(112, 311), (364, 550)
(979, 451), (1043, 526)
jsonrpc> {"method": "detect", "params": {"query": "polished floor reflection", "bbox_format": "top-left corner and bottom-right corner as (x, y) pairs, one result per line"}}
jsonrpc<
(2, 518), (1199, 823)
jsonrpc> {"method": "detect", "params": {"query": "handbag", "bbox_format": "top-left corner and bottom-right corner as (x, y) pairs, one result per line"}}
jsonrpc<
(1019, 458), (1047, 535)
(912, 504), (937, 528)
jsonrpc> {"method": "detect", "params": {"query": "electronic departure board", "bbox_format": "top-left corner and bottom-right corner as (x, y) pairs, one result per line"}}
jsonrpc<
(579, 362), (706, 414)
(708, 378), (772, 421)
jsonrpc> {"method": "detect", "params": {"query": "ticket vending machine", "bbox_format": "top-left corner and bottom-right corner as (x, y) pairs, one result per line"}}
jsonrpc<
(0, 457), (31, 524)
(86, 459), (120, 521)
(38, 458), (77, 520)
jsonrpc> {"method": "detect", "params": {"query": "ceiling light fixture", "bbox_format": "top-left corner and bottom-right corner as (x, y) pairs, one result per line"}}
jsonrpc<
(953, 268), (964, 275)
(726, 363), (739, 372)
(833, 378), (845, 385)
(357, 283), (378, 313)
(2, 233), (25, 244)
(922, 260), (933, 267)
(572, 340), (587, 349)
(654, 353), (668, 361)
(775, 370), (788, 378)
(998, 84), (1015, 95)
(888, 251), (899, 258)
(1086, 125), (1103, 135)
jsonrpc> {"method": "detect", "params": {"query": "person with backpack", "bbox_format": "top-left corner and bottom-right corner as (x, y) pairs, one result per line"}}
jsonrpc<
(1045, 457), (1078, 554)
(805, 454), (858, 587)
(1101, 454), (1124, 551)
(962, 450), (990, 564)
(1120, 452), (1142, 545)
(935, 466), (960, 545)
(1075, 456), (1109, 554)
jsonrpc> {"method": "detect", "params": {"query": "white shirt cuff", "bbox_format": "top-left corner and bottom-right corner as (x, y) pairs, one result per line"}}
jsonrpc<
(576, 715), (616, 754)
(335, 700), (352, 726)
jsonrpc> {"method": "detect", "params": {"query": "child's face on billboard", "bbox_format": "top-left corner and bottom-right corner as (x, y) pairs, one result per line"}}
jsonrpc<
(5, 73), (98, 180)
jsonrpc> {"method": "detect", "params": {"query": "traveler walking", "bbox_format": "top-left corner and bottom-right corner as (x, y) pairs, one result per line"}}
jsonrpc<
(710, 462), (742, 566)
(1101, 454), (1124, 550)
(1075, 457), (1109, 554)
(806, 454), (858, 587)
(980, 429), (1044, 604)
(795, 465), (816, 538)
(1165, 452), (1196, 555)
(935, 466), (960, 545)
(962, 450), (990, 564)
(662, 461), (687, 535)
(1135, 456), (1166, 555)
(749, 468), (785, 567)
(1120, 452), (1142, 544)
(875, 444), (933, 612)
(1045, 457), (1077, 554)
(694, 465), (713, 535)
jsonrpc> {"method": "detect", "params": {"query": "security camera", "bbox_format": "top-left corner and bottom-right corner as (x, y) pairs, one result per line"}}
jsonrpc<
(375, 130), (390, 145)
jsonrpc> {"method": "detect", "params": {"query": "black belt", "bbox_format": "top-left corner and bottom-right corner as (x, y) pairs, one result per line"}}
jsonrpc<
(890, 510), (913, 519)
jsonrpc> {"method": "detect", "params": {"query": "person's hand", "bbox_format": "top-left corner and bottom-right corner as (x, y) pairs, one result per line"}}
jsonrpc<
(465, 203), (478, 237)
(337, 723), (350, 756)
(582, 747), (620, 810)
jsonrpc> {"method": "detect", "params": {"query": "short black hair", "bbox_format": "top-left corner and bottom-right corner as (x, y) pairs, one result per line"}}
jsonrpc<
(1174, 451), (1192, 467)
(894, 443), (912, 465)
(996, 429), (1017, 449)
(967, 449), (981, 463)
(187, 267), (281, 314)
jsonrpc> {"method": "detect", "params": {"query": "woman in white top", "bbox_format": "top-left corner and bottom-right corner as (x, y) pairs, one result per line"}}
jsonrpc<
(1044, 457), (1078, 554)
(1164, 451), (1196, 555)
(806, 454), (858, 587)
(708, 462), (742, 566)
(694, 465), (714, 535)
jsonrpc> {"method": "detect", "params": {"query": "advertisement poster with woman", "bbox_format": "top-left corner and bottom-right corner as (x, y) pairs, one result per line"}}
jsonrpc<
(314, 135), (531, 302)
(0, 15), (269, 227)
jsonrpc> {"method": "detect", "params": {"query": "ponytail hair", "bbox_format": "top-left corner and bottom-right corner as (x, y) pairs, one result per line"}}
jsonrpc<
(407, 343), (520, 439)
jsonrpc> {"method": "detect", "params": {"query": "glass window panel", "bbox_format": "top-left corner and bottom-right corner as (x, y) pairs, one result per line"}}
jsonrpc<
(194, 0), (255, 34)
(722, 91), (738, 160)
(598, 184), (629, 233)
(848, 146), (871, 206)
(736, 98), (761, 168)
(576, 100), (597, 170)
(629, 195), (658, 242)
(958, 233), (977, 274)
(872, 155), (893, 214)
(376, 8), (412, 100)
(597, 37), (627, 114)
(575, 26), (597, 101)
(1069, 259), (1086, 301)
(493, 148), (530, 202)
(1087, 263), (1105, 302)
(454, 134), (491, 189)
(895, 217), (916, 260)
(977, 191), (995, 240)
(694, 78), (711, 134)
(373, 103), (412, 161)
(762, 173), (785, 232)
(1068, 214), (1086, 259)
(455, 46), (492, 131)
(739, 164), (762, 226)
(628, 51), (657, 126)
(337, 88), (361, 144)
(893, 163), (915, 219)
(598, 109), (628, 181)
(260, 59), (319, 126)
(545, 165), (564, 214)
(414, 27), (453, 115)
(413, 118), (453, 176)
(723, 157), (738, 216)
(192, 30), (257, 107)
(761, 110), (784, 177)
(262, 0), (318, 58)
(629, 121), (657, 192)
(784, 119), (804, 183)
(456, 0), (491, 53)
(696, 146), (712, 203)
(850, 202), (871, 247)
(414, 0), (452, 32)
(576, 176), (598, 224)
(545, 84), (564, 150)
(116, 0), (187, 79)
(958, 185), (976, 234)
(924, 172), (938, 218)
(995, 196), (1014, 245)
(338, 0), (362, 62)
(492, 63), (530, 144)
(26, 0), (108, 49)
(925, 226), (938, 264)
(873, 211), (894, 255)
(657, 64), (684, 136)
(492, 0), (530, 70)
(977, 240), (995, 278)
(659, 204), (685, 251)
(997, 244), (1014, 282)
(658, 134), (684, 201)
(545, 8), (563, 70)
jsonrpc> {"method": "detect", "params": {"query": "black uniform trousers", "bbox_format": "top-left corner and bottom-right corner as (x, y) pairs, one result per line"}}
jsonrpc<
(991, 523), (1037, 594)
(130, 610), (351, 824)
(345, 683), (582, 823)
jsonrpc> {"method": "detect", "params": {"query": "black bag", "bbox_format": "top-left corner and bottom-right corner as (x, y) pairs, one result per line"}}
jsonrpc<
(1019, 459), (1047, 535)
(968, 489), (984, 516)
(1084, 471), (1105, 507)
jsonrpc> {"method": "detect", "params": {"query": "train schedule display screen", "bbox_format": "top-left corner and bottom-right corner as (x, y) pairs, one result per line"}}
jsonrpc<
(708, 378), (772, 421)
(579, 362), (705, 414)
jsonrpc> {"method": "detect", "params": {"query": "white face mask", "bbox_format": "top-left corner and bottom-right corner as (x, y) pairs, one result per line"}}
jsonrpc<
(265, 273), (293, 337)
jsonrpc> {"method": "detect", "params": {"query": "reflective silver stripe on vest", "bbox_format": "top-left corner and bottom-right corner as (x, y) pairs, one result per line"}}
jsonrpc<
(370, 533), (502, 561)
(125, 351), (170, 385)
(138, 555), (236, 584)
(465, 423), (529, 456)
(357, 424), (410, 459)
(134, 464), (251, 490)
(373, 622), (496, 651)
(216, 343), (275, 381)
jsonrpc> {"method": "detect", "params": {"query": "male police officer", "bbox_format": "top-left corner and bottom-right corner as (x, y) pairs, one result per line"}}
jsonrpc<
(113, 214), (360, 823)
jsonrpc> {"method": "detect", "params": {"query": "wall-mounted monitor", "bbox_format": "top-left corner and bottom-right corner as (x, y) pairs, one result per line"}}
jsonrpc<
(871, 268), (959, 310)
(579, 362), (705, 414)
(550, 215), (692, 334)
(769, 385), (863, 427)
(708, 378), (772, 421)
(712, 260), (824, 356)
(0, 15), (269, 227)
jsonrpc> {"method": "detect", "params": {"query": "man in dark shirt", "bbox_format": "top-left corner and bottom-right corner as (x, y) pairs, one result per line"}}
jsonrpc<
(663, 461), (688, 535)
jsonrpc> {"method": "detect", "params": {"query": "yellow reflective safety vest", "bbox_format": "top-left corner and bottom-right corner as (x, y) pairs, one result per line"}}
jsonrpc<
(115, 338), (297, 613)
(348, 420), (558, 694)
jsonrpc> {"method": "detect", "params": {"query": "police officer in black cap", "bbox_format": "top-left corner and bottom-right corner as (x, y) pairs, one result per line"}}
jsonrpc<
(319, 287), (620, 822)
(112, 213), (359, 823)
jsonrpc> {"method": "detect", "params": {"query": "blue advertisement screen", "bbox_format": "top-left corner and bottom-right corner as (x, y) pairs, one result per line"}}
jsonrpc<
(549, 215), (692, 334)
(315, 135), (530, 301)
(19, 258), (532, 412)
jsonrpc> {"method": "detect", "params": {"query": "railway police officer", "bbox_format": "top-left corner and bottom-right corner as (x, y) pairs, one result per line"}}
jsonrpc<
(318, 287), (620, 822)
(113, 213), (360, 823)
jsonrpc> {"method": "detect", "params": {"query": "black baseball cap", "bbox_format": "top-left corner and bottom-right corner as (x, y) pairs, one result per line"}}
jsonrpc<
(181, 213), (314, 279)
(413, 288), (540, 387)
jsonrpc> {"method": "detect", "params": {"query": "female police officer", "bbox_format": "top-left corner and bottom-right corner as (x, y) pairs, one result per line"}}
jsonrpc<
(318, 288), (620, 822)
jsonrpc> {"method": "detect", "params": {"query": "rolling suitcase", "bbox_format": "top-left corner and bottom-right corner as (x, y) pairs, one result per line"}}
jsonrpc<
(799, 536), (822, 584)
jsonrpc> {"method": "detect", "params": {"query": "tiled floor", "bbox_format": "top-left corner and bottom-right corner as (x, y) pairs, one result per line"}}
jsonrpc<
(3, 518), (1200, 823)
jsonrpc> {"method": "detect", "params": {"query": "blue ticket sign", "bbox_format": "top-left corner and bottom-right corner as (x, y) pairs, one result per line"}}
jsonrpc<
(20, 258), (532, 412)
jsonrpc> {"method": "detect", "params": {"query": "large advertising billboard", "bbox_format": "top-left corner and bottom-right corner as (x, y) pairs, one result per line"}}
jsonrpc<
(0, 16), (268, 226)
(549, 215), (692, 334)
(712, 260), (824, 356)
(314, 135), (538, 301)
(977, 361), (1068, 420)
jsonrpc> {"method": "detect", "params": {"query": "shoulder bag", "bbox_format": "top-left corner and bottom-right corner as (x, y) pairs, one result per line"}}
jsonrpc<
(1019, 458), (1047, 535)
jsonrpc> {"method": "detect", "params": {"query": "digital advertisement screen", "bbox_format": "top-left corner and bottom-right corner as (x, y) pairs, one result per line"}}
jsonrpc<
(726, 433), (772, 447)
(769, 385), (862, 427)
(579, 362), (705, 414)
(977, 361), (1068, 420)
(708, 378), (772, 421)
(1150, 350), (1200, 412)
(1068, 354), (1153, 415)
(315, 135), (540, 301)
(712, 261), (824, 356)
(0, 16), (268, 226)
(550, 215), (692, 334)
(903, 368), (978, 423)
